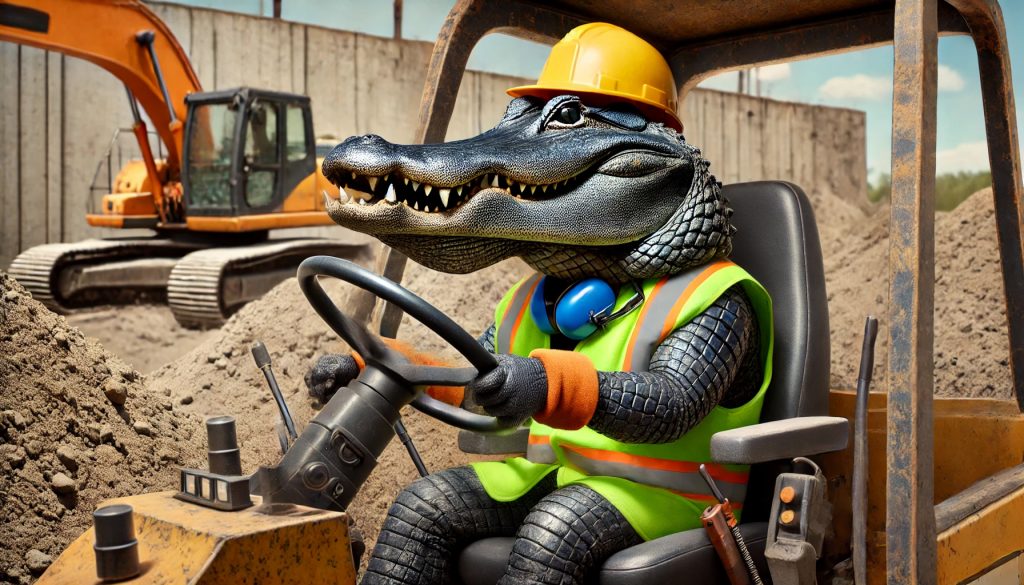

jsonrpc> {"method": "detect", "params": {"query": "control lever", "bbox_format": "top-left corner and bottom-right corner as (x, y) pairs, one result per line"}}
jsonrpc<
(252, 341), (298, 453)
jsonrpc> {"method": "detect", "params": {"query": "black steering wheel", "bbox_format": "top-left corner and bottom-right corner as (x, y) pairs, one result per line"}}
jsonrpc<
(297, 255), (518, 434)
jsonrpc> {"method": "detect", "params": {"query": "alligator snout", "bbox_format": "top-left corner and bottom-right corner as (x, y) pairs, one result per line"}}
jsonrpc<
(317, 94), (725, 280)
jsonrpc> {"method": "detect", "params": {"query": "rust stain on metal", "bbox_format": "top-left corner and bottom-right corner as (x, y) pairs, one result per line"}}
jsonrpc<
(37, 492), (356, 585)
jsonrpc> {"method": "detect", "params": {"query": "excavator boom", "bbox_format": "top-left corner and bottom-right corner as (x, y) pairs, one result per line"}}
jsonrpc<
(0, 0), (201, 172)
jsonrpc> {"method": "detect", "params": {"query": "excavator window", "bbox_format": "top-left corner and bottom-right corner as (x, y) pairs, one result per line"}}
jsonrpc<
(285, 105), (307, 162)
(244, 101), (279, 208)
(186, 102), (238, 209)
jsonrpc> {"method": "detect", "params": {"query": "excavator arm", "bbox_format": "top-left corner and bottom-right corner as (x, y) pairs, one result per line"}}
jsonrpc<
(0, 0), (202, 188)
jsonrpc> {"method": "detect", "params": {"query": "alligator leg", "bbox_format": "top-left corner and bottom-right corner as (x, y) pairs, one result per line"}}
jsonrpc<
(498, 484), (643, 585)
(361, 466), (556, 585)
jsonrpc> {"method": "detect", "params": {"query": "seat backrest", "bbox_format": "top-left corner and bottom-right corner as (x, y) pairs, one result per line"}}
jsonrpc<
(725, 181), (830, 421)
(724, 181), (830, 521)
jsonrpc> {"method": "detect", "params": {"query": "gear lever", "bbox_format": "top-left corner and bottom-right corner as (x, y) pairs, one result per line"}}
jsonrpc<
(252, 341), (298, 453)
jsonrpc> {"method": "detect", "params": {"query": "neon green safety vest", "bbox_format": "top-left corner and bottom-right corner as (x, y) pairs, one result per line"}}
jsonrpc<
(471, 260), (774, 541)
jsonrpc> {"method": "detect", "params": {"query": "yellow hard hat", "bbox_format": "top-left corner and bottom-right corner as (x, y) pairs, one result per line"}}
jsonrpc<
(508, 22), (682, 132)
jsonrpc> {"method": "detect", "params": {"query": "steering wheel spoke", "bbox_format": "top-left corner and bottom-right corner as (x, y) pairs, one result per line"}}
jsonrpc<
(392, 363), (479, 387)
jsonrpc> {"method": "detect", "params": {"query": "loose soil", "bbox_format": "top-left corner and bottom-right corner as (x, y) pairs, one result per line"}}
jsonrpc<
(0, 275), (204, 584)
(67, 306), (216, 374)
(0, 185), (1013, 583)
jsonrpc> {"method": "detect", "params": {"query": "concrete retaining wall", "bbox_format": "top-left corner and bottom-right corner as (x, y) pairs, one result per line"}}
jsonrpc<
(0, 2), (865, 267)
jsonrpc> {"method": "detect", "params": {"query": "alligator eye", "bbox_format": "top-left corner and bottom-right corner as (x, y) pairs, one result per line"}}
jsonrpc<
(555, 103), (582, 125)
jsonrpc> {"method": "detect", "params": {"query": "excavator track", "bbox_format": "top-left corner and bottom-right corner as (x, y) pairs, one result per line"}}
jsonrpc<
(167, 238), (369, 328)
(7, 238), (204, 313)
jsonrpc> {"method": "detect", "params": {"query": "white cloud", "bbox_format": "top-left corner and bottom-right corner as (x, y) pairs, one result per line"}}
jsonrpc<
(819, 74), (891, 101)
(936, 141), (989, 174)
(938, 64), (965, 92)
(756, 63), (792, 82)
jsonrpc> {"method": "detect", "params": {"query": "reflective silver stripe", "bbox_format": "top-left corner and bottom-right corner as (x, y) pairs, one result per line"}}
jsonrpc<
(526, 442), (556, 464)
(560, 447), (748, 503)
(627, 262), (734, 372)
(496, 274), (543, 354)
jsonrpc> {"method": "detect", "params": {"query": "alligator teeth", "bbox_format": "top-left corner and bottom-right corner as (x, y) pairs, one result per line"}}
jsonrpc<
(385, 183), (397, 203)
(453, 185), (463, 197)
(403, 177), (410, 186)
(412, 201), (420, 211)
(368, 176), (378, 191)
(529, 185), (537, 195)
(438, 188), (450, 207)
(491, 175), (501, 188)
(351, 172), (357, 180)
(343, 187), (364, 203)
(336, 189), (350, 203)
(412, 180), (420, 191)
(358, 197), (367, 206)
(424, 184), (433, 196)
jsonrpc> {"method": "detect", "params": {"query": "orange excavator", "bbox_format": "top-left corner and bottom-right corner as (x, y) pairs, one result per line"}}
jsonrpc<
(1, 0), (366, 327)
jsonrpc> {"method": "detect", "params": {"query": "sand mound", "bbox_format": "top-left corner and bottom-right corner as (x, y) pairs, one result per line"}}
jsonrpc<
(146, 253), (532, 571)
(67, 306), (217, 374)
(0, 274), (204, 584)
(824, 188), (1011, 396)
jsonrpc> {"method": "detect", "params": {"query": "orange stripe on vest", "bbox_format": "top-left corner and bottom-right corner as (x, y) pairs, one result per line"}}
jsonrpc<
(559, 443), (749, 485)
(620, 277), (669, 371)
(657, 261), (733, 343)
(509, 278), (543, 351)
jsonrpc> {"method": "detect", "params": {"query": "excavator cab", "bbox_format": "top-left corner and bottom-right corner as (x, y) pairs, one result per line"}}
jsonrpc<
(182, 88), (316, 220)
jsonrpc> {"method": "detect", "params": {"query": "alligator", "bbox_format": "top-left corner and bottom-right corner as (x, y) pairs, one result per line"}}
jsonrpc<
(310, 93), (772, 585)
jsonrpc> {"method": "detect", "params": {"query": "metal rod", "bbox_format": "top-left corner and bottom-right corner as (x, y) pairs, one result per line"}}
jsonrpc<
(135, 30), (176, 123)
(944, 0), (1024, 411)
(394, 419), (428, 477)
(124, 86), (142, 125)
(699, 463), (727, 504)
(251, 342), (298, 440)
(853, 316), (878, 585)
(886, 0), (938, 583)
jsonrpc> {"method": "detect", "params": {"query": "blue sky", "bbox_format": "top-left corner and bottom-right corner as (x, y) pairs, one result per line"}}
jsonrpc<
(183, 0), (1022, 181)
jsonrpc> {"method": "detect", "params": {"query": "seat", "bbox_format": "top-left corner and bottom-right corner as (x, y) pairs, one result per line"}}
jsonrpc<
(457, 181), (833, 585)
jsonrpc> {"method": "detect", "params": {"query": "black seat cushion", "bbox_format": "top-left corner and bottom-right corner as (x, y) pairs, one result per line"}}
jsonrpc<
(457, 523), (771, 585)
(454, 181), (827, 584)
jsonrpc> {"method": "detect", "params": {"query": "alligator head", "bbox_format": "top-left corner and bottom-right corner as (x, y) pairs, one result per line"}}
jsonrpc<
(322, 94), (733, 282)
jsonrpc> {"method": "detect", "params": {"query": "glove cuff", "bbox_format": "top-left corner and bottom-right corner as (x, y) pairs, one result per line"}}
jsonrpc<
(528, 349), (599, 430)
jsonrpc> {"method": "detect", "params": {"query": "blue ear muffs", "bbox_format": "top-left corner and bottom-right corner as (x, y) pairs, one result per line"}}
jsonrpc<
(530, 276), (618, 341)
(529, 278), (557, 335)
(555, 278), (617, 340)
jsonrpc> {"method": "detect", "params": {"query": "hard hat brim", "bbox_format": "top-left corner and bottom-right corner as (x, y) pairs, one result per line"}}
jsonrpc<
(507, 83), (683, 132)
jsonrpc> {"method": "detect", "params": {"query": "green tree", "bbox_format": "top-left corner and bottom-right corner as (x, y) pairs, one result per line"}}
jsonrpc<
(867, 170), (991, 211)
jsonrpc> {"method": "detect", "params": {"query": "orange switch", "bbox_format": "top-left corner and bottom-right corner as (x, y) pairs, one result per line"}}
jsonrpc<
(780, 486), (796, 503)
(780, 509), (796, 525)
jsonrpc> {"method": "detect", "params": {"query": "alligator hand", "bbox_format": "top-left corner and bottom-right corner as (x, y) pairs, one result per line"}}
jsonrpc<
(467, 353), (548, 426)
(305, 353), (360, 403)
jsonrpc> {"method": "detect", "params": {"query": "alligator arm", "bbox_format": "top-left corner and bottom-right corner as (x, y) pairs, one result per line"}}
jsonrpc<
(589, 284), (760, 443)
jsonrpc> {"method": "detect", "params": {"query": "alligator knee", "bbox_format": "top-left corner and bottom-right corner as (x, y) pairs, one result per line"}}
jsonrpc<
(499, 484), (642, 585)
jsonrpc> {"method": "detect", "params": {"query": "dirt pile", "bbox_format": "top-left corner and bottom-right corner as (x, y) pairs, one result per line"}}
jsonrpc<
(0, 274), (204, 584)
(823, 188), (1011, 397)
(67, 306), (217, 374)
(146, 253), (532, 570)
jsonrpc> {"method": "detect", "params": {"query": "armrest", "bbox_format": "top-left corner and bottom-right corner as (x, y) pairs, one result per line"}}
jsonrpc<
(458, 428), (529, 455)
(710, 416), (849, 464)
